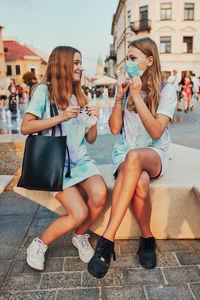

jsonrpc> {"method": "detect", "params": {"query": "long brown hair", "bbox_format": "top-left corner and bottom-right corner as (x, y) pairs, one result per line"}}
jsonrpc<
(127, 37), (163, 116)
(39, 46), (88, 109)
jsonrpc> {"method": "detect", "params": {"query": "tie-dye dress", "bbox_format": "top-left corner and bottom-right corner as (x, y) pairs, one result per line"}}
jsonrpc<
(112, 83), (177, 177)
(25, 84), (101, 194)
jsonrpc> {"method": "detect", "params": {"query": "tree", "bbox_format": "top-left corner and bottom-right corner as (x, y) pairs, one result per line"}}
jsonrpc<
(23, 72), (33, 85)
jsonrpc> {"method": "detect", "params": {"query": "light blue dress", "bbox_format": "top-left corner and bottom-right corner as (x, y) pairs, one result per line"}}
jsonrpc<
(26, 84), (101, 194)
(112, 84), (177, 177)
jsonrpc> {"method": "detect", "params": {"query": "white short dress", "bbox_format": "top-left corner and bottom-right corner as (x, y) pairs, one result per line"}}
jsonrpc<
(112, 84), (177, 177)
(26, 84), (101, 194)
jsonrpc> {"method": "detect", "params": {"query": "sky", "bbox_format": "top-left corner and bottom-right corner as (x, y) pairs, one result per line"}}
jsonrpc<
(0, 0), (119, 77)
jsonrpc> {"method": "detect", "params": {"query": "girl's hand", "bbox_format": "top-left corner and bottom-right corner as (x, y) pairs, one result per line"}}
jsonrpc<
(60, 106), (81, 122)
(117, 78), (130, 98)
(129, 76), (142, 102)
(87, 105), (99, 118)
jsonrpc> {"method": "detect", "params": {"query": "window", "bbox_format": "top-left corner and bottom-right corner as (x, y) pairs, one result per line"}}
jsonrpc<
(15, 65), (20, 75)
(161, 3), (172, 20)
(30, 67), (35, 75)
(140, 6), (148, 21)
(184, 3), (194, 20)
(6, 65), (12, 76)
(183, 36), (193, 53)
(160, 37), (171, 53)
(127, 10), (131, 26)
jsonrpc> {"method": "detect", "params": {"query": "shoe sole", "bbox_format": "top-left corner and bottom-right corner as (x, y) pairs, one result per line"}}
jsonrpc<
(72, 239), (94, 263)
(26, 256), (44, 271)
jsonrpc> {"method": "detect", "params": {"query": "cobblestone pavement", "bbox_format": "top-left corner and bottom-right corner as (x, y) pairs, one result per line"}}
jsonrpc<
(1, 102), (200, 299)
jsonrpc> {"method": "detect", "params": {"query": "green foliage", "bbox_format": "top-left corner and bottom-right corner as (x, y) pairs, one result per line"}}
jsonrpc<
(22, 71), (33, 85)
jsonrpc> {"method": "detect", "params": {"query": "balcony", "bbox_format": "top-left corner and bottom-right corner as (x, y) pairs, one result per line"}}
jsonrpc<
(130, 19), (151, 34)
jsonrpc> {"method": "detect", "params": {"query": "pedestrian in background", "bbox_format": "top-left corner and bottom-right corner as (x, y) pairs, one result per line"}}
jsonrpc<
(179, 71), (193, 113)
(88, 37), (176, 279)
(167, 69), (181, 111)
(21, 46), (107, 271)
(27, 76), (38, 100)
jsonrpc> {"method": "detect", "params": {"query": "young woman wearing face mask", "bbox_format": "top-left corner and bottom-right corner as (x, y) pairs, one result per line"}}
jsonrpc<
(88, 37), (176, 278)
(22, 46), (107, 271)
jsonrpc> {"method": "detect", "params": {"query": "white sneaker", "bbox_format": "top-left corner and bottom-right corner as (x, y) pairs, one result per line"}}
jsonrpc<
(72, 233), (94, 263)
(26, 237), (48, 270)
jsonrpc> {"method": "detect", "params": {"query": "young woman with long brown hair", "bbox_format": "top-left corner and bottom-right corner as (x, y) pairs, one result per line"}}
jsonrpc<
(88, 37), (176, 278)
(22, 46), (107, 270)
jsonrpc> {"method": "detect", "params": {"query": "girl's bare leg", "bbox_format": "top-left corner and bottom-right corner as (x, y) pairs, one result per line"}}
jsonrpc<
(103, 148), (161, 242)
(184, 97), (188, 110)
(40, 186), (88, 245)
(75, 175), (107, 235)
(131, 171), (152, 238)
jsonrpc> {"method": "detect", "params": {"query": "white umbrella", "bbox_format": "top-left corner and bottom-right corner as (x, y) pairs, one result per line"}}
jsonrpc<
(94, 75), (117, 86)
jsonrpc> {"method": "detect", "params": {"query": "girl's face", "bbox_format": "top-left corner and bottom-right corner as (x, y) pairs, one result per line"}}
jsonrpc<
(73, 52), (83, 82)
(127, 46), (153, 72)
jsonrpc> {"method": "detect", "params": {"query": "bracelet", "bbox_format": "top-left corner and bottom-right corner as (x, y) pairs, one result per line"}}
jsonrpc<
(116, 95), (124, 101)
(115, 98), (123, 105)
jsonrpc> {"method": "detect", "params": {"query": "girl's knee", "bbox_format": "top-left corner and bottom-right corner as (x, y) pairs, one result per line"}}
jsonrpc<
(89, 184), (107, 208)
(72, 205), (89, 225)
(125, 150), (141, 168)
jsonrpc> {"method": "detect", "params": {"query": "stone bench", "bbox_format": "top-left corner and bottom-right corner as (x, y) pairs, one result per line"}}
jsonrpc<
(0, 175), (14, 194)
(14, 143), (200, 239)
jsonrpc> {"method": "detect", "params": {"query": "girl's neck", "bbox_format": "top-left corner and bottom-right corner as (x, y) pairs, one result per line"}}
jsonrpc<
(141, 74), (147, 91)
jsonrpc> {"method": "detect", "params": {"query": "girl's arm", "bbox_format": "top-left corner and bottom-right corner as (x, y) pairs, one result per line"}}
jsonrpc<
(21, 106), (81, 135)
(85, 104), (99, 144)
(129, 77), (171, 141)
(109, 79), (129, 135)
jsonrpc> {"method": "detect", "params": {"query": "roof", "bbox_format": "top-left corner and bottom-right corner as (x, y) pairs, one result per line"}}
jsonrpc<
(3, 39), (37, 61)
(25, 44), (49, 63)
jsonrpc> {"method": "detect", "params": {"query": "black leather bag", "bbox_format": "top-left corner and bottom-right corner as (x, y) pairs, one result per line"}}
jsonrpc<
(17, 103), (70, 191)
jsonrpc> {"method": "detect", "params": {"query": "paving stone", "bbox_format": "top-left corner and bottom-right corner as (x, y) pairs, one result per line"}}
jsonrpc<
(63, 257), (87, 271)
(0, 293), (11, 300)
(0, 191), (38, 215)
(175, 251), (200, 265)
(32, 217), (56, 227)
(40, 272), (81, 289)
(190, 283), (200, 299)
(145, 284), (193, 300)
(25, 257), (64, 273)
(117, 239), (139, 255)
(0, 260), (12, 275)
(5, 274), (41, 291)
(157, 252), (179, 267)
(123, 268), (165, 285)
(82, 269), (123, 287)
(35, 206), (58, 219)
(10, 260), (26, 275)
(111, 254), (140, 269)
(0, 215), (34, 260)
(156, 240), (192, 252)
(49, 245), (77, 257)
(163, 266), (200, 284)
(101, 286), (145, 300)
(56, 288), (99, 300)
(9, 291), (56, 300)
(187, 240), (200, 251)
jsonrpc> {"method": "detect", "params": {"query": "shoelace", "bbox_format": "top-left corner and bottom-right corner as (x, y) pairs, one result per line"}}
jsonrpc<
(96, 242), (116, 262)
(78, 234), (91, 250)
(36, 239), (47, 255)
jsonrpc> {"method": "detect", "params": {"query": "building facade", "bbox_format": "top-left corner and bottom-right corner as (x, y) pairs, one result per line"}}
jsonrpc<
(3, 38), (47, 84)
(0, 26), (6, 78)
(112, 0), (200, 80)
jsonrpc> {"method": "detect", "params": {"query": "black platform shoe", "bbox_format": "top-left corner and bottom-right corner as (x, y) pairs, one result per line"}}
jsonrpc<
(88, 236), (116, 278)
(137, 236), (157, 269)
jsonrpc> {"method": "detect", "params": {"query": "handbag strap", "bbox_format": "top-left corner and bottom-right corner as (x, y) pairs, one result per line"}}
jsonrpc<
(50, 100), (71, 178)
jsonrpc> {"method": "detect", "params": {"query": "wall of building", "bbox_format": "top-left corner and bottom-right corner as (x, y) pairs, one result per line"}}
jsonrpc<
(112, 0), (200, 80)
(0, 27), (6, 78)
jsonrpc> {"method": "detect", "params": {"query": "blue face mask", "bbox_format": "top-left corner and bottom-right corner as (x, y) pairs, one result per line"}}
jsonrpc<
(126, 60), (144, 78)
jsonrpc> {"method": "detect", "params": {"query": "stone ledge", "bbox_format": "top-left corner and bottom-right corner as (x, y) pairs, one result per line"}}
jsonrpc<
(14, 143), (200, 239)
(0, 175), (14, 194)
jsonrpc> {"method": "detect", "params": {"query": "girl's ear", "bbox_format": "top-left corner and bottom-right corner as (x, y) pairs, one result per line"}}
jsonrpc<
(147, 56), (153, 67)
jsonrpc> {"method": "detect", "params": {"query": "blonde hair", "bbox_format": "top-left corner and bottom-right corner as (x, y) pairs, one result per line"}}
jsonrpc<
(127, 37), (163, 116)
(32, 46), (88, 110)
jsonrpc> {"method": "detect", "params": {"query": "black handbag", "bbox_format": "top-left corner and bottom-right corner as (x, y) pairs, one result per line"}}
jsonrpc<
(17, 102), (70, 191)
